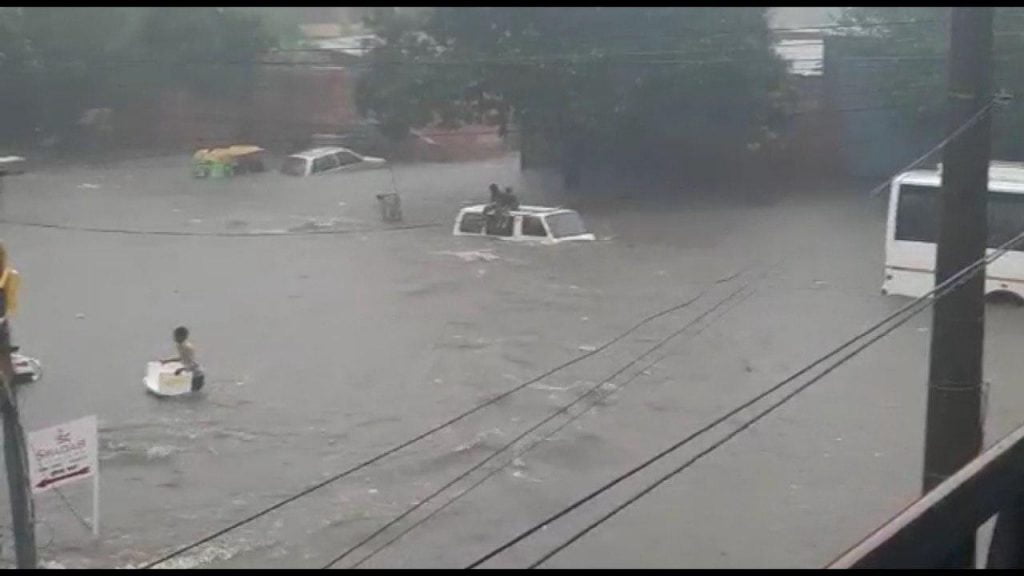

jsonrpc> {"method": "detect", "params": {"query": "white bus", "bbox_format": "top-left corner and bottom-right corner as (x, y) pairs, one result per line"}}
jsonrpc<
(883, 162), (1024, 301)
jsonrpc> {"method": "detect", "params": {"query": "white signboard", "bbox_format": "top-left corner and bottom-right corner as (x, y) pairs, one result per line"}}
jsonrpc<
(28, 415), (100, 535)
(28, 415), (97, 493)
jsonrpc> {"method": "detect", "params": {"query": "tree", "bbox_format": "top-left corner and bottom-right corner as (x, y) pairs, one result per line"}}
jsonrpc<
(0, 8), (35, 141)
(837, 7), (1024, 160)
(131, 8), (274, 100)
(0, 7), (276, 147)
(354, 8), (470, 141)
(356, 8), (791, 187)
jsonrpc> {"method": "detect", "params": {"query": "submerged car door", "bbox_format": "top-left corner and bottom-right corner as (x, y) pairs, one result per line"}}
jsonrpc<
(312, 153), (340, 175)
(333, 150), (364, 172)
(521, 215), (548, 240)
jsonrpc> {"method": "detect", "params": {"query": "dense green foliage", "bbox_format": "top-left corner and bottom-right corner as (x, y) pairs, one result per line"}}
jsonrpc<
(0, 7), (275, 144)
(355, 8), (791, 183)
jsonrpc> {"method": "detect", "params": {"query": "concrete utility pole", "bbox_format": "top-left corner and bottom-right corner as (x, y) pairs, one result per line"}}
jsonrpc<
(0, 241), (36, 569)
(922, 6), (993, 568)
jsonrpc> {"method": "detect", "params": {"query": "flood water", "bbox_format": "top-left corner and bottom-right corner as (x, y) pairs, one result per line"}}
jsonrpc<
(2, 154), (1024, 568)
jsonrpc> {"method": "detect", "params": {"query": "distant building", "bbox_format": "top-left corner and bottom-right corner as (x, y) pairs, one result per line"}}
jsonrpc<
(773, 29), (824, 78)
(299, 33), (381, 59)
(767, 7), (839, 30)
(765, 27), (840, 178)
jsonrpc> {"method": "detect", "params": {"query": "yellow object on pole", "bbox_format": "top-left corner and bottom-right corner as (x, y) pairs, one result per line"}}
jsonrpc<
(0, 269), (20, 316)
(0, 239), (36, 568)
(0, 242), (18, 316)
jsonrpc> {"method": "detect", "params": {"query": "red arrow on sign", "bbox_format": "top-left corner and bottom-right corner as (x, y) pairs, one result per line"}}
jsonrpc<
(35, 466), (91, 489)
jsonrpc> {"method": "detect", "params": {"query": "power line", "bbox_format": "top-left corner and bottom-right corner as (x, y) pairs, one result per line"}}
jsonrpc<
(320, 17), (949, 51)
(0, 217), (445, 239)
(139, 267), (746, 568)
(121, 102), (935, 150)
(3, 101), (990, 240)
(344, 285), (757, 569)
(529, 310), (923, 566)
(15, 17), (947, 68)
(26, 20), (1011, 72)
(770, 18), (943, 34)
(472, 222), (1024, 568)
(277, 19), (1024, 59)
(31, 53), (980, 71)
(524, 225), (1024, 568)
(151, 110), (515, 139)
(23, 20), (1024, 75)
(322, 274), (760, 569)
(464, 103), (1004, 568)
(867, 97), (996, 197)
(125, 98), (948, 135)
(1, 96), (959, 241)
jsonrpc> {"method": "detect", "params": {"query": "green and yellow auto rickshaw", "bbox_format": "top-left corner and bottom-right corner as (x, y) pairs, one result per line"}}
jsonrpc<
(192, 146), (268, 179)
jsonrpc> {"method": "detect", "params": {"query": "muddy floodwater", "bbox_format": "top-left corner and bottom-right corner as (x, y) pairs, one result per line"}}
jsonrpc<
(2, 154), (1024, 568)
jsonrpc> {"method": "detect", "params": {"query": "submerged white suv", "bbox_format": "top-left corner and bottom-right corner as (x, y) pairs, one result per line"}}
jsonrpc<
(453, 205), (595, 244)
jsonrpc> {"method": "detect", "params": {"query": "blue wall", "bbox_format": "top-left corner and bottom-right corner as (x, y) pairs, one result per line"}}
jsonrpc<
(824, 37), (944, 179)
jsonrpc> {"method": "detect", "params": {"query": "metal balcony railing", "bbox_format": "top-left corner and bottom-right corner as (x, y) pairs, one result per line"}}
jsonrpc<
(828, 423), (1024, 569)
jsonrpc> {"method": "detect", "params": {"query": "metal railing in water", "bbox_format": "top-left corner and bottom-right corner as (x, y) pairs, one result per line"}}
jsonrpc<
(828, 422), (1024, 569)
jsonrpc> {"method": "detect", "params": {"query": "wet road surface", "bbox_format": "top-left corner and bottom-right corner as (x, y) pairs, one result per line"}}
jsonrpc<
(2, 155), (1024, 568)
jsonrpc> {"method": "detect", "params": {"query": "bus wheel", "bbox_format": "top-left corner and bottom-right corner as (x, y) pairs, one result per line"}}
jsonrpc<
(985, 290), (1024, 307)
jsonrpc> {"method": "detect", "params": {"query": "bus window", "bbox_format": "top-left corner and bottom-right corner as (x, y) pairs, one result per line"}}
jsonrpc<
(895, 184), (940, 243)
(988, 192), (1024, 248)
(896, 184), (1024, 249)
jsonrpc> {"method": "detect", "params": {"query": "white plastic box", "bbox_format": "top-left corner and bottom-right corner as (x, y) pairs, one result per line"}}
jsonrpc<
(145, 361), (192, 396)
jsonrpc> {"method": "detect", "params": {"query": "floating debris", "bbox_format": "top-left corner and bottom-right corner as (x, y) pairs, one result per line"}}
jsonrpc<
(290, 217), (345, 232)
(146, 445), (180, 460)
(437, 250), (500, 263)
(511, 470), (542, 483)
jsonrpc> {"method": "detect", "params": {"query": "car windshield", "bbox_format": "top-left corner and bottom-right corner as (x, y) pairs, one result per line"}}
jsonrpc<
(280, 157), (307, 176)
(545, 212), (588, 238)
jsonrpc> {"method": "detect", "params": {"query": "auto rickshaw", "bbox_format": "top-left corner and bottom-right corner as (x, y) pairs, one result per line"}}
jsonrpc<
(192, 146), (268, 179)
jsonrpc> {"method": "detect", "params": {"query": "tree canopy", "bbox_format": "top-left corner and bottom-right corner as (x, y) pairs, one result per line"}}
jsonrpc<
(0, 7), (275, 145)
(355, 8), (791, 183)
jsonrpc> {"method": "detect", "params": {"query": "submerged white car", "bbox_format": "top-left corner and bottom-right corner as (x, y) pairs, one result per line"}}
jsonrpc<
(280, 146), (386, 177)
(453, 205), (595, 244)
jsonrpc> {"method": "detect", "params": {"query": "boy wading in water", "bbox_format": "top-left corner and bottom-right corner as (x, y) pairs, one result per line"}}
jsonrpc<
(162, 326), (204, 392)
